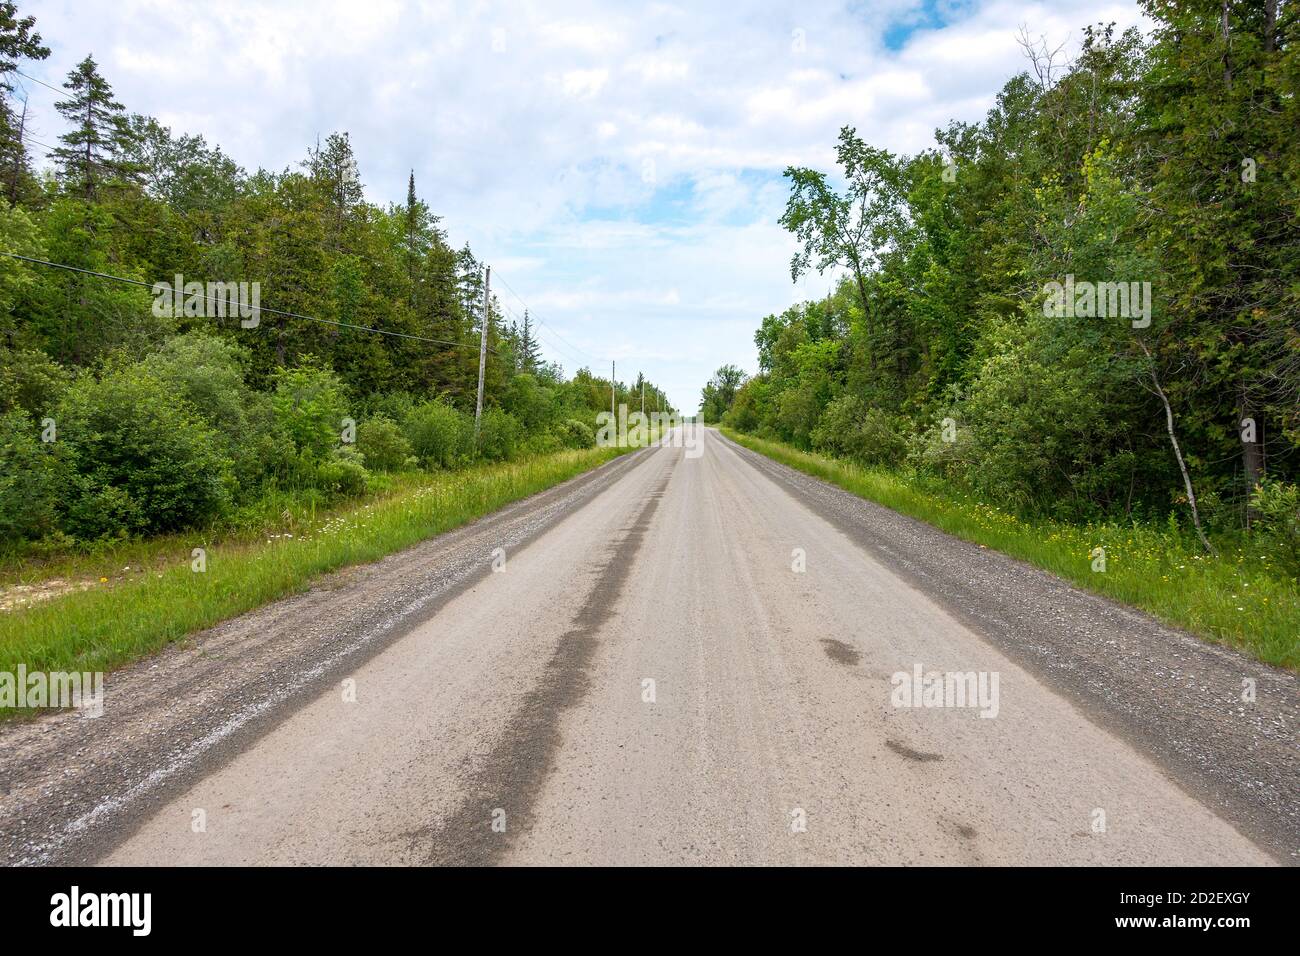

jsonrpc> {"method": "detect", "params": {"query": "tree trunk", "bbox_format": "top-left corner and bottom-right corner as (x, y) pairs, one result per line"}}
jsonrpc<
(1240, 383), (1264, 528)
(1140, 342), (1214, 554)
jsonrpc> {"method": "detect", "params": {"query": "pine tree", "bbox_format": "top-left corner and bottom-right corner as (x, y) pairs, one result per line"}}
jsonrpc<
(456, 243), (482, 318)
(519, 309), (539, 373)
(402, 170), (441, 305)
(306, 131), (363, 220)
(52, 54), (138, 199)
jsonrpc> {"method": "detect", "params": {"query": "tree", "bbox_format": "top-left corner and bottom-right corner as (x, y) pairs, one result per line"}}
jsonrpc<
(1137, 0), (1299, 518)
(52, 55), (137, 198)
(305, 131), (363, 241)
(780, 127), (906, 336)
(0, 1), (50, 204)
(519, 310), (539, 373)
(699, 364), (747, 423)
(123, 115), (243, 215)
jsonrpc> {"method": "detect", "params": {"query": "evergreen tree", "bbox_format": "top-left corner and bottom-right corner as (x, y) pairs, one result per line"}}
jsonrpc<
(52, 55), (137, 199)
(306, 131), (363, 226)
(402, 170), (440, 304)
(519, 309), (539, 373)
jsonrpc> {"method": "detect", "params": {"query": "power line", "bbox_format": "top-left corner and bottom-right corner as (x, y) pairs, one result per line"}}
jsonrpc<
(10, 69), (64, 97)
(491, 268), (600, 365)
(0, 252), (494, 352)
(496, 297), (591, 369)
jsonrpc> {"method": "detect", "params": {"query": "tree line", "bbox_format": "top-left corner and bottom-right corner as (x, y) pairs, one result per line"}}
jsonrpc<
(704, 1), (1298, 567)
(0, 1), (671, 548)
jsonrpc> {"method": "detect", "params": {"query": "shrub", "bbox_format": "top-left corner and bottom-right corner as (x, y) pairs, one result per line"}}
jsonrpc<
(313, 446), (370, 498)
(230, 394), (297, 492)
(555, 418), (595, 449)
(913, 412), (975, 480)
(271, 364), (350, 459)
(369, 391), (416, 425)
(476, 407), (521, 461)
(54, 367), (230, 538)
(811, 394), (907, 467)
(140, 332), (296, 494)
(142, 332), (250, 431)
(0, 410), (59, 541)
(357, 414), (414, 471)
(503, 373), (559, 432)
(403, 399), (473, 469)
(520, 429), (562, 456)
(722, 377), (767, 432)
(957, 341), (1141, 518)
(0, 348), (70, 418)
(1252, 479), (1300, 578)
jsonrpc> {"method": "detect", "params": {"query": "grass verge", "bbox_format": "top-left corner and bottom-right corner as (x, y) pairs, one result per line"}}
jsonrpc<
(0, 445), (627, 688)
(722, 428), (1299, 670)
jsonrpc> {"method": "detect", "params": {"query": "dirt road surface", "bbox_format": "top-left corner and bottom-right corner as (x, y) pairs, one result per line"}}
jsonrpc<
(2, 427), (1294, 865)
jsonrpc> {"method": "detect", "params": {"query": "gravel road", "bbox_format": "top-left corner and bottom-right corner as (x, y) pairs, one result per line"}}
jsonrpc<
(1, 426), (1293, 865)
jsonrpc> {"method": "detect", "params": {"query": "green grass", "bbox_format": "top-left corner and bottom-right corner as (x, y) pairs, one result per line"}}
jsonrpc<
(0, 445), (627, 691)
(722, 428), (1300, 670)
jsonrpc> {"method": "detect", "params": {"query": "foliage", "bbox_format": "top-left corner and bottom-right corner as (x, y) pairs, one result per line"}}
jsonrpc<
(53, 366), (230, 538)
(811, 394), (907, 467)
(0, 408), (56, 539)
(403, 399), (473, 469)
(555, 418), (595, 449)
(714, 4), (1299, 551)
(476, 406), (521, 462)
(356, 414), (414, 472)
(270, 364), (349, 460)
(1252, 480), (1300, 579)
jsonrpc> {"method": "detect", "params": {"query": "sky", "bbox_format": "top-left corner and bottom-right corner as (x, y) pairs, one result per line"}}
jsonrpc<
(21, 0), (1147, 412)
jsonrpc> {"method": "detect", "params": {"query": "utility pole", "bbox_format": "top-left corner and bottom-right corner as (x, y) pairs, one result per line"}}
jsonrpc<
(640, 375), (645, 417)
(611, 360), (616, 423)
(475, 265), (490, 437)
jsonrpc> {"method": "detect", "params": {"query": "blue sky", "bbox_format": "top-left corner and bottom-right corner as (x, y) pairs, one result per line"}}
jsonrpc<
(23, 0), (1146, 411)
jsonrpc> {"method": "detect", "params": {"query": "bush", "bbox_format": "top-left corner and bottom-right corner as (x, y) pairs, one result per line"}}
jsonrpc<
(0, 410), (59, 541)
(913, 412), (975, 480)
(230, 394), (297, 491)
(0, 348), (70, 418)
(313, 446), (370, 498)
(555, 418), (595, 449)
(357, 414), (414, 471)
(722, 378), (767, 432)
(520, 428), (562, 456)
(54, 368), (230, 538)
(271, 364), (350, 459)
(142, 332), (250, 432)
(1252, 479), (1300, 578)
(957, 340), (1142, 518)
(476, 407), (521, 461)
(503, 373), (559, 432)
(403, 399), (473, 469)
(140, 332), (296, 494)
(811, 394), (907, 467)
